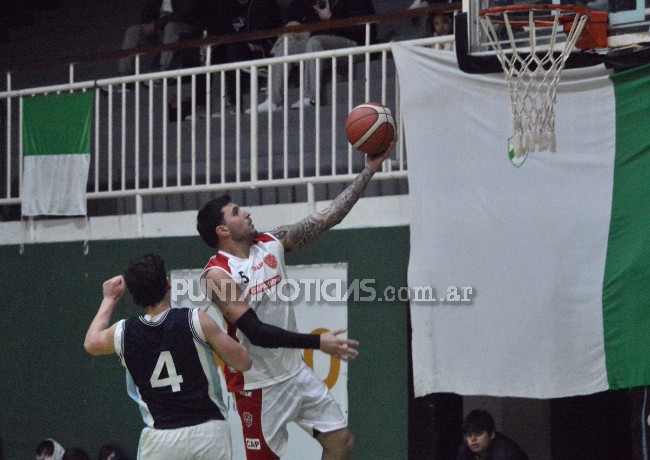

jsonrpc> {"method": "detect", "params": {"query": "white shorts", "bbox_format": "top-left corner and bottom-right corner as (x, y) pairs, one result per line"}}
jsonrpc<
(235, 366), (347, 459)
(138, 419), (232, 460)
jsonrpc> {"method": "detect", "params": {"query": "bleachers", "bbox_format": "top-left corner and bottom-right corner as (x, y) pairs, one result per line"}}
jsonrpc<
(0, 1), (458, 222)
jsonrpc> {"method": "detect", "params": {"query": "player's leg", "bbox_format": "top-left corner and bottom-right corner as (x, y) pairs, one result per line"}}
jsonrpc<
(189, 420), (233, 460)
(315, 427), (354, 460)
(292, 366), (353, 460)
(234, 387), (296, 460)
(137, 421), (232, 460)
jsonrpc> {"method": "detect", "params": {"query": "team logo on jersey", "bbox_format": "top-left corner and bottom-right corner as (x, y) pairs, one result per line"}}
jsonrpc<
(245, 438), (261, 450)
(243, 411), (254, 428)
(248, 275), (281, 295)
(263, 254), (277, 269)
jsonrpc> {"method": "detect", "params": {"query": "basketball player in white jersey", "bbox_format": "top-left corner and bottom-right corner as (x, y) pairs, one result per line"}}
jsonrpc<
(196, 143), (393, 460)
(84, 253), (252, 460)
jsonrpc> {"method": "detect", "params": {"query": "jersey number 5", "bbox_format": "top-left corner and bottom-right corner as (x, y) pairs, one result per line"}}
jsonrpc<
(150, 351), (184, 392)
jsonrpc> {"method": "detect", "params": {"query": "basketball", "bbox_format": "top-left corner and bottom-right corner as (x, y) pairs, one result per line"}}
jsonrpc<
(345, 102), (396, 155)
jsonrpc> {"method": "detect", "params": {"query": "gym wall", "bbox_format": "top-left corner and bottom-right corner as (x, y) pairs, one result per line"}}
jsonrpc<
(0, 226), (409, 459)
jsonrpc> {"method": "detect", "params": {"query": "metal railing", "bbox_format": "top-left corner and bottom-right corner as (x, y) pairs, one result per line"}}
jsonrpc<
(0, 6), (457, 218)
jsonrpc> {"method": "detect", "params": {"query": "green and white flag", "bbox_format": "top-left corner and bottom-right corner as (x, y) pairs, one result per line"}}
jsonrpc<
(22, 91), (94, 216)
(393, 42), (650, 398)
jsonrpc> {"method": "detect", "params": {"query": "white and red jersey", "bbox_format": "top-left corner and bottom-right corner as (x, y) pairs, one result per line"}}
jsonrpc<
(201, 233), (305, 392)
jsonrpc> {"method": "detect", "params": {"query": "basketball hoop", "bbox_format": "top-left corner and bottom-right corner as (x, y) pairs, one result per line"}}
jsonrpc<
(479, 5), (592, 157)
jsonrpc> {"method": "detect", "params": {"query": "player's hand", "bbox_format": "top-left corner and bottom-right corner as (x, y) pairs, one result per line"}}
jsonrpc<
(319, 329), (359, 361)
(102, 275), (126, 303)
(365, 140), (395, 173)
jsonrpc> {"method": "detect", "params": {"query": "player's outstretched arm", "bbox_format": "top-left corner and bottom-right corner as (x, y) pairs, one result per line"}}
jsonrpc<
(84, 275), (124, 356)
(206, 268), (345, 354)
(198, 309), (252, 371)
(270, 141), (394, 253)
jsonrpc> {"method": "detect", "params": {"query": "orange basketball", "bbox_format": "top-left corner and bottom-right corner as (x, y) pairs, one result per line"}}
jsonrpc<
(345, 102), (396, 155)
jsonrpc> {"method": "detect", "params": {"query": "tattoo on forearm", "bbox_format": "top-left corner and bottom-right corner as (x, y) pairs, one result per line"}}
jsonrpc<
(269, 227), (289, 241)
(284, 167), (374, 250)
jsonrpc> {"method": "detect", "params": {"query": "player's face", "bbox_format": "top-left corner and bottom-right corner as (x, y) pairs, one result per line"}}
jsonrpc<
(465, 430), (494, 455)
(221, 202), (256, 240)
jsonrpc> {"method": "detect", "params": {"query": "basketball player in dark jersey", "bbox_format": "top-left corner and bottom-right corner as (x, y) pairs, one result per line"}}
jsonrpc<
(85, 253), (251, 460)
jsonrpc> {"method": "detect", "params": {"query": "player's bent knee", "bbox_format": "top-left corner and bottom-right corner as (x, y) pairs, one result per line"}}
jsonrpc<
(317, 428), (354, 459)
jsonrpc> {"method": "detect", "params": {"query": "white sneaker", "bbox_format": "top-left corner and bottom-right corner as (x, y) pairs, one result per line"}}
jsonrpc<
(290, 97), (315, 109)
(184, 107), (207, 121)
(211, 107), (237, 118)
(246, 100), (280, 114)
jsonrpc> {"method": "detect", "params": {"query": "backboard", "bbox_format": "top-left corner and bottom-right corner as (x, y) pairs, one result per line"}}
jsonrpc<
(455, 0), (650, 73)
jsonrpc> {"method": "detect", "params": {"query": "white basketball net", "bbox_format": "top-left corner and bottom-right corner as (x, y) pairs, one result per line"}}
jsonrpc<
(479, 8), (589, 157)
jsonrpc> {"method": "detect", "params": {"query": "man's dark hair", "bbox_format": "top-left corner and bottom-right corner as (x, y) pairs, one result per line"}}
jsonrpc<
(62, 448), (91, 460)
(196, 194), (232, 248)
(98, 443), (130, 460)
(123, 254), (168, 308)
(35, 440), (55, 456)
(463, 409), (496, 435)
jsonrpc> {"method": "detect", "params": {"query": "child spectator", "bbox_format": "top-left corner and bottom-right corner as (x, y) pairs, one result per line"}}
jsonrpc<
(456, 409), (529, 460)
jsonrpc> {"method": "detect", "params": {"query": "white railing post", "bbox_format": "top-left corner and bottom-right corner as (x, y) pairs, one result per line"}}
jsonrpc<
(249, 65), (258, 183)
(18, 95), (22, 201)
(136, 193), (144, 237)
(307, 181), (316, 215)
(5, 72), (11, 199)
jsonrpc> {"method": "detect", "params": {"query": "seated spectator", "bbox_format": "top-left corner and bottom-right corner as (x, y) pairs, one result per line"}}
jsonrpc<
(426, 11), (453, 37)
(117, 0), (208, 80)
(409, 0), (454, 39)
(35, 438), (65, 460)
(205, 0), (283, 117)
(456, 409), (529, 460)
(97, 443), (130, 460)
(250, 0), (376, 113)
(62, 448), (91, 460)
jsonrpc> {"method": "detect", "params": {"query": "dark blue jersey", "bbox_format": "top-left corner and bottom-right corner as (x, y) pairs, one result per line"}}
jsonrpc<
(115, 307), (227, 429)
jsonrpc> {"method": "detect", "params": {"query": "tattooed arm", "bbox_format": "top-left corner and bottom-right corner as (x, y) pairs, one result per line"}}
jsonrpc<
(270, 143), (394, 253)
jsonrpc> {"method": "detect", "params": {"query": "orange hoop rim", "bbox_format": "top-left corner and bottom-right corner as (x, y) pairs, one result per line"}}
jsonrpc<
(479, 5), (591, 27)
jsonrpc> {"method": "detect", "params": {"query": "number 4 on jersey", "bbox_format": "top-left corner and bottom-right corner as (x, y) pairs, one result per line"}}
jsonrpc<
(150, 351), (184, 392)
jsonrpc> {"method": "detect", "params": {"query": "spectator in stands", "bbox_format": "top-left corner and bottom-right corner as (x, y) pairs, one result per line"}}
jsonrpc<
(205, 0), (283, 117)
(250, 0), (375, 113)
(409, 0), (454, 39)
(426, 11), (453, 37)
(456, 409), (529, 460)
(35, 438), (65, 460)
(62, 448), (91, 460)
(117, 0), (208, 79)
(97, 443), (130, 460)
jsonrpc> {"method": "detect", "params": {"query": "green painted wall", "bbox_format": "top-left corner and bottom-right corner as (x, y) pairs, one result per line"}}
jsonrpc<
(0, 226), (409, 459)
